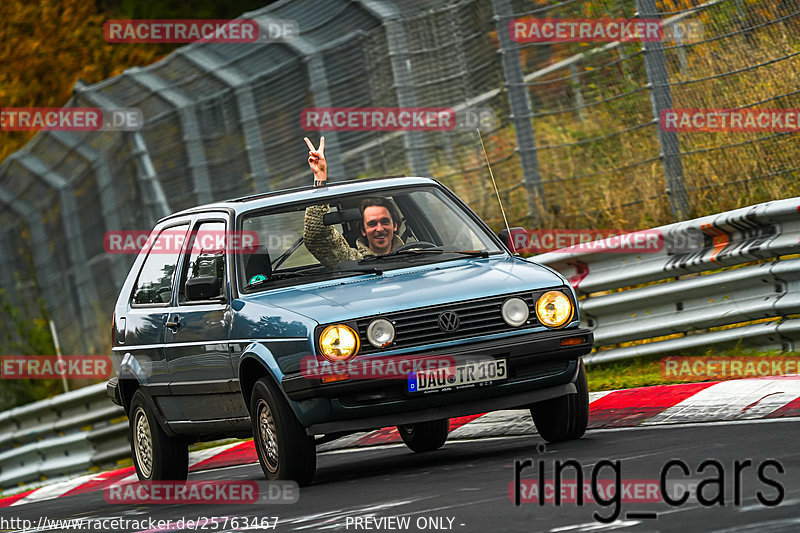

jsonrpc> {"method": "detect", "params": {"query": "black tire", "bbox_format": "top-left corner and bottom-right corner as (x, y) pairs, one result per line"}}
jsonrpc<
(129, 389), (188, 481)
(529, 360), (589, 443)
(250, 377), (316, 486)
(397, 419), (450, 452)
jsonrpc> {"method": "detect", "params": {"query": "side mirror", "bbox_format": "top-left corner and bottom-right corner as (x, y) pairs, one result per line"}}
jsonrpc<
(186, 275), (222, 301)
(497, 227), (527, 253)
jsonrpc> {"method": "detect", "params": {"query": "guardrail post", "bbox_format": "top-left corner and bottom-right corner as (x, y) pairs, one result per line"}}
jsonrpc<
(491, 0), (544, 224)
(636, 0), (690, 220)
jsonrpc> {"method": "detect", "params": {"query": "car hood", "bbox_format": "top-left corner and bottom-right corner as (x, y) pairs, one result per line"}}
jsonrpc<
(248, 256), (566, 324)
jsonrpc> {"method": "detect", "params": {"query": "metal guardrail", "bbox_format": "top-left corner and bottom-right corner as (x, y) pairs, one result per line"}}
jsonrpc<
(0, 383), (127, 489)
(2, 197), (799, 490)
(533, 197), (800, 364)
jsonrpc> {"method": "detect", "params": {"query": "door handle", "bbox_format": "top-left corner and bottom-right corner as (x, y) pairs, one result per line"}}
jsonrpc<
(165, 316), (181, 330)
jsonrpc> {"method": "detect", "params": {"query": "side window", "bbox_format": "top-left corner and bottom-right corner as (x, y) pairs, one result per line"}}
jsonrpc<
(409, 190), (485, 249)
(179, 221), (226, 302)
(131, 225), (190, 305)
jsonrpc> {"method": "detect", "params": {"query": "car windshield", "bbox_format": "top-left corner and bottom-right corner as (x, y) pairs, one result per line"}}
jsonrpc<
(238, 185), (504, 290)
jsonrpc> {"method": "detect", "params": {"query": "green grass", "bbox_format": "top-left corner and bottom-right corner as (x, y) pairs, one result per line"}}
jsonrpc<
(586, 347), (800, 391)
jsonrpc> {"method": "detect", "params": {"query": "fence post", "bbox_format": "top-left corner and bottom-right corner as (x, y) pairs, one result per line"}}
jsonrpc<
(491, 0), (544, 224)
(48, 131), (129, 286)
(357, 0), (431, 176)
(674, 27), (689, 75)
(568, 63), (587, 122)
(73, 82), (171, 226)
(0, 186), (85, 353)
(14, 153), (102, 350)
(384, 19), (430, 177)
(0, 229), (16, 300)
(636, 0), (690, 220)
(180, 48), (271, 192)
(127, 69), (214, 205)
(258, 17), (346, 182)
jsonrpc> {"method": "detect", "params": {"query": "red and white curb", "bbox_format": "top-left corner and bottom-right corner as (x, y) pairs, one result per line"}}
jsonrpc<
(3, 375), (799, 508)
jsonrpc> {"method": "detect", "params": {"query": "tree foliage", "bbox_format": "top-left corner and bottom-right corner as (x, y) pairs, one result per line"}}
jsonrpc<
(0, 0), (271, 164)
(0, 289), (62, 411)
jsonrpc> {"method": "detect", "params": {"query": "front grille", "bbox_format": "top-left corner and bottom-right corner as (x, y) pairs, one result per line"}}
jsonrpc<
(356, 291), (543, 355)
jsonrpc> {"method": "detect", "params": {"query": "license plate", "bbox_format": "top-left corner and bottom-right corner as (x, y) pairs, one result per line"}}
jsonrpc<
(407, 359), (507, 393)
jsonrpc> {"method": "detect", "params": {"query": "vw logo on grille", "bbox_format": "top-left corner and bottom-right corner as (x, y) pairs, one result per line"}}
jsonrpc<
(437, 311), (460, 332)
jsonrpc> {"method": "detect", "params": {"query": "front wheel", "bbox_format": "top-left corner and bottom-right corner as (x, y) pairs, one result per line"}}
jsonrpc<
(397, 419), (449, 452)
(529, 360), (589, 443)
(250, 377), (316, 486)
(129, 390), (188, 481)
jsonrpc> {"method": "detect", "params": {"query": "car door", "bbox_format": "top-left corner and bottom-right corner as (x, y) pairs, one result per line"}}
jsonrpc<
(162, 215), (239, 423)
(124, 219), (192, 419)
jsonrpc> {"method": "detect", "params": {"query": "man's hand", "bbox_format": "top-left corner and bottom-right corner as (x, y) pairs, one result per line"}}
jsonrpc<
(304, 136), (327, 187)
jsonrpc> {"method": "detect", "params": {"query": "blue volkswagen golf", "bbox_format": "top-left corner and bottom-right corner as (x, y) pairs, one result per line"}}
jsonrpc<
(107, 176), (592, 486)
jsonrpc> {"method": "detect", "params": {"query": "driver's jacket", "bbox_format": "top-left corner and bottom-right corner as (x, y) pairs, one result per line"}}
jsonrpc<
(303, 204), (404, 270)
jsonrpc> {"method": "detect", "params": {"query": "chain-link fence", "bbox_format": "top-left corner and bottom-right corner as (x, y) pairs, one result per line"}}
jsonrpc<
(1, 0), (799, 355)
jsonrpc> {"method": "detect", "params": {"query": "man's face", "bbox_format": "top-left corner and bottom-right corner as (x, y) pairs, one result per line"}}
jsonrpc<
(362, 206), (397, 255)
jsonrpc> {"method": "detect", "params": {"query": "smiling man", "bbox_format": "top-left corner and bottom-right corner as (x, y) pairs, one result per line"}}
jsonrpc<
(302, 137), (404, 269)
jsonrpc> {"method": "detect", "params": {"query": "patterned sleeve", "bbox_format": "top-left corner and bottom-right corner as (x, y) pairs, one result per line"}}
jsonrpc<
(303, 204), (360, 269)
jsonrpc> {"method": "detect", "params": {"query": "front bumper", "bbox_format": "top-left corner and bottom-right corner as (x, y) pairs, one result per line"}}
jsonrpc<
(283, 328), (592, 401)
(282, 328), (592, 434)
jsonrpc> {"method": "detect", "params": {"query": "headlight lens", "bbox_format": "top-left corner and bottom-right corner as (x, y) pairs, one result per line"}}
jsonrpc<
(535, 291), (573, 328)
(318, 324), (359, 361)
(501, 297), (530, 327)
(366, 318), (395, 348)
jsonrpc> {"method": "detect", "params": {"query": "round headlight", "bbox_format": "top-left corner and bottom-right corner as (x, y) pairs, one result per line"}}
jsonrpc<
(367, 318), (395, 348)
(501, 297), (530, 327)
(319, 324), (359, 361)
(535, 291), (574, 328)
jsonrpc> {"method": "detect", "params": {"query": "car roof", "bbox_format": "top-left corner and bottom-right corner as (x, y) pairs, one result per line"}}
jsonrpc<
(159, 176), (440, 222)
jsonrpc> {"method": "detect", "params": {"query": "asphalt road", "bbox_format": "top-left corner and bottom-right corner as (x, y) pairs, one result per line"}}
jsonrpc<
(3, 418), (799, 533)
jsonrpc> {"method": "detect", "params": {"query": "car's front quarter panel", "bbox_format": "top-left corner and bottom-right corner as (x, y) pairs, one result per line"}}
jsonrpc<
(230, 298), (329, 424)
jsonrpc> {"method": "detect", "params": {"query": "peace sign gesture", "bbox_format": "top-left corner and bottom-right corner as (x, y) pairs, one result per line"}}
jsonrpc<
(304, 136), (327, 186)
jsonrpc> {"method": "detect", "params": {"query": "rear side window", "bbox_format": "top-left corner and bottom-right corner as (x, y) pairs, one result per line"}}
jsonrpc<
(131, 224), (190, 305)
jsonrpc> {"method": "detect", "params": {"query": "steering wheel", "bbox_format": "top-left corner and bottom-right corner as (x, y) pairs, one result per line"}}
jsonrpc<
(393, 241), (436, 252)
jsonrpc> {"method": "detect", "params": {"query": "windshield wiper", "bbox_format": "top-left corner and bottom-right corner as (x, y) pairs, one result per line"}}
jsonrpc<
(244, 269), (321, 288)
(245, 266), (382, 289)
(333, 266), (384, 276)
(359, 248), (489, 262)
